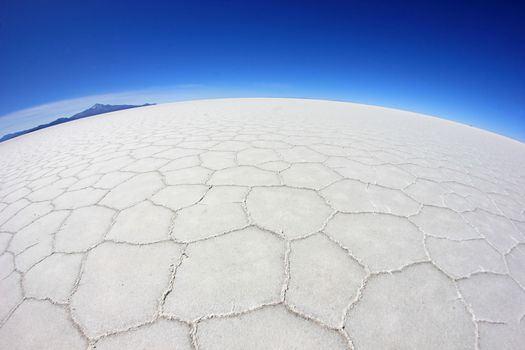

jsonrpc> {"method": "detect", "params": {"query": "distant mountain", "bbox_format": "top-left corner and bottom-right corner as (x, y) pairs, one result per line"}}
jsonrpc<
(0, 103), (155, 143)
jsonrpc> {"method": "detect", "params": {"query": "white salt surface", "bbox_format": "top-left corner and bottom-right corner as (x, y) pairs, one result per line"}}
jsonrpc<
(0, 98), (524, 349)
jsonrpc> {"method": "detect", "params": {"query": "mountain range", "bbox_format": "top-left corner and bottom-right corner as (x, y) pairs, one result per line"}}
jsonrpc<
(0, 103), (154, 142)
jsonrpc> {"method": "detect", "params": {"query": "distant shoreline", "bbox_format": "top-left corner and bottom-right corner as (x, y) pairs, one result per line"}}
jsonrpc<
(0, 103), (154, 143)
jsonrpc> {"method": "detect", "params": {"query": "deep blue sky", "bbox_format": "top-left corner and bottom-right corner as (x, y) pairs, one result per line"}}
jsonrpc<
(1, 0), (524, 141)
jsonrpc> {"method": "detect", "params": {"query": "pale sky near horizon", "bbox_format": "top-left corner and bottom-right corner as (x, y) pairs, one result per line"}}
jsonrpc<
(0, 84), (301, 135)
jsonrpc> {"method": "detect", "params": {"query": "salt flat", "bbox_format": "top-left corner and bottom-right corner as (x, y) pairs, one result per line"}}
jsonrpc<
(0, 98), (524, 349)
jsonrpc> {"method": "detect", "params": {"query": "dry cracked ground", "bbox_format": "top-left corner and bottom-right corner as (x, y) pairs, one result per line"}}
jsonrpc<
(0, 98), (524, 349)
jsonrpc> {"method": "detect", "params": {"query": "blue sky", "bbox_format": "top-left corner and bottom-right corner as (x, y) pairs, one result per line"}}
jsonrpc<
(0, 0), (524, 141)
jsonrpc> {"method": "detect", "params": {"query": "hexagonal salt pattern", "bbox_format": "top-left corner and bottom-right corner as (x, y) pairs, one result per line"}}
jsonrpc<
(247, 186), (332, 239)
(71, 242), (182, 338)
(197, 305), (349, 349)
(0, 300), (86, 349)
(164, 227), (284, 320)
(0, 98), (524, 349)
(345, 263), (476, 350)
